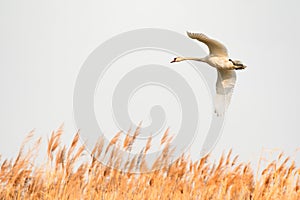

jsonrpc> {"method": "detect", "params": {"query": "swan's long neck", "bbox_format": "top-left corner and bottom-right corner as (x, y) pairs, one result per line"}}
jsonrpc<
(180, 57), (207, 62)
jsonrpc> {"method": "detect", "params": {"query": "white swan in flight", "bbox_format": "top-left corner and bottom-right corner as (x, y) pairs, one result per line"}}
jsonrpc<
(171, 32), (247, 116)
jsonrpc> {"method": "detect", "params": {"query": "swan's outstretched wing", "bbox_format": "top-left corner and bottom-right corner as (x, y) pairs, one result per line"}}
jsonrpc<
(214, 69), (236, 116)
(187, 32), (228, 57)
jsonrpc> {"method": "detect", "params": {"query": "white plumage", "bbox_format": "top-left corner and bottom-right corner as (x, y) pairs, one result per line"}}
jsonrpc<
(171, 32), (247, 116)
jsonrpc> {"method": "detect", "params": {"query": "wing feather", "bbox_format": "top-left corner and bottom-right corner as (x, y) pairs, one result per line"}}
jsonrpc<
(214, 69), (236, 116)
(187, 32), (228, 57)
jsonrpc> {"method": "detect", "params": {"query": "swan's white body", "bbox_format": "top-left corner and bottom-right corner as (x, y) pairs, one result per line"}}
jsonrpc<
(171, 32), (247, 116)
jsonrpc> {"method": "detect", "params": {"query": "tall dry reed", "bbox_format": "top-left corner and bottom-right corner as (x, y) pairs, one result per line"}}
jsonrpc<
(0, 126), (299, 199)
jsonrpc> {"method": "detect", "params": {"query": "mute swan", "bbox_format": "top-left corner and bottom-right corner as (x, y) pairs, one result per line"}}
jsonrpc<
(171, 32), (247, 116)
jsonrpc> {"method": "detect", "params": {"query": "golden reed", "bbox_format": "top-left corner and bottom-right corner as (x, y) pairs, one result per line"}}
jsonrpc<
(0, 126), (299, 199)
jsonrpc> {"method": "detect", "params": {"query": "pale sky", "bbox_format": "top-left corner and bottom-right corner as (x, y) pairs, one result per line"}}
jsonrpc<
(0, 0), (299, 167)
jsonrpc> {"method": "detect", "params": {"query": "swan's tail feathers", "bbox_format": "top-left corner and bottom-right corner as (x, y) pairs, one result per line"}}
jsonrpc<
(229, 59), (247, 70)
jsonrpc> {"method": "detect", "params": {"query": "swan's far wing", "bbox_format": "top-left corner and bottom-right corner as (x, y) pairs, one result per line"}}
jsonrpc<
(214, 69), (236, 116)
(187, 32), (228, 57)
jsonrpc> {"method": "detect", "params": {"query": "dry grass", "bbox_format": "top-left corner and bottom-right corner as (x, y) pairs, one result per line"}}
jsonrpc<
(0, 126), (299, 200)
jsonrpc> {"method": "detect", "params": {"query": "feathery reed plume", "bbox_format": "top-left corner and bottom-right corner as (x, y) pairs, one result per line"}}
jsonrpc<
(0, 128), (299, 199)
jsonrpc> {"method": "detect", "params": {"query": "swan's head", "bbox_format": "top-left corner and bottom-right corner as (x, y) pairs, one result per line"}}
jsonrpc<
(170, 57), (184, 63)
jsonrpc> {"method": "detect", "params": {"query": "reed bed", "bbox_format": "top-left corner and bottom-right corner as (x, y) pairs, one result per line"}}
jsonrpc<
(0, 126), (299, 200)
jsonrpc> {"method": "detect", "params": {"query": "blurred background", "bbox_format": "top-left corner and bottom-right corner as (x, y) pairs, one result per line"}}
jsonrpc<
(0, 0), (299, 167)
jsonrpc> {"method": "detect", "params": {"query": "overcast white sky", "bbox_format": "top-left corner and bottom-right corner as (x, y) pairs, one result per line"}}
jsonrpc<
(0, 0), (300, 167)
